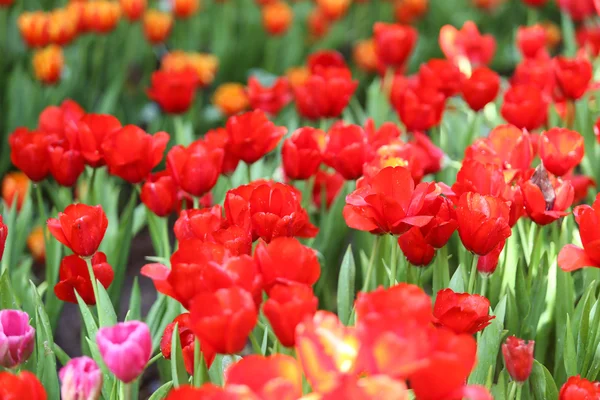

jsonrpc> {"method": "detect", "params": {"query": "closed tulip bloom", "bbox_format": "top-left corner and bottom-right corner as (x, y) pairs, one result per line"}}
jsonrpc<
(148, 69), (199, 114)
(141, 171), (178, 217)
(0, 310), (35, 368)
(553, 56), (592, 100)
(477, 240), (505, 275)
(39, 99), (84, 135)
(262, 1), (293, 36)
(312, 170), (345, 209)
(167, 140), (224, 197)
(353, 39), (378, 73)
(213, 83), (250, 116)
(439, 21), (496, 66)
(27, 227), (45, 264)
(391, 80), (446, 132)
(398, 228), (436, 266)
(539, 128), (584, 177)
(172, 0), (199, 18)
(0, 217), (7, 263)
(456, 192), (512, 256)
(517, 25), (547, 59)
(226, 110), (286, 165)
(559, 376), (600, 399)
(522, 166), (574, 225)
(2, 172), (29, 211)
(433, 289), (494, 335)
(161, 313), (215, 374)
(204, 128), (240, 175)
(9, 128), (58, 182)
(59, 356), (102, 400)
(0, 371), (47, 399)
(18, 12), (50, 48)
(86, 1), (121, 33)
(501, 84), (548, 131)
(502, 336), (534, 382)
(96, 321), (152, 383)
(461, 66), (500, 112)
(558, 0), (596, 22)
(282, 127), (324, 180)
(316, 0), (350, 20)
(254, 237), (321, 289)
(373, 22), (418, 69)
(48, 140), (86, 187)
(47, 204), (108, 257)
(33, 45), (64, 85)
(419, 59), (463, 98)
(323, 123), (372, 180)
(173, 205), (225, 241)
(559, 194), (600, 271)
(120, 0), (146, 20)
(54, 252), (114, 305)
(247, 76), (292, 115)
(65, 114), (122, 168)
(143, 10), (173, 44)
(102, 125), (169, 184)
(263, 282), (318, 347)
(190, 287), (257, 354)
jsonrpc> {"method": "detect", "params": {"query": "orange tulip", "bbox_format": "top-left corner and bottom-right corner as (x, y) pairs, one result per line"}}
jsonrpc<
(18, 12), (50, 48)
(353, 39), (378, 73)
(161, 51), (219, 87)
(262, 1), (293, 36)
(143, 9), (173, 44)
(316, 0), (351, 21)
(212, 83), (249, 116)
(542, 21), (561, 50)
(27, 227), (45, 264)
(285, 66), (310, 88)
(33, 45), (64, 85)
(2, 172), (30, 211)
(394, 0), (428, 24)
(172, 0), (199, 18)
(308, 8), (329, 38)
(48, 8), (79, 46)
(120, 0), (146, 21)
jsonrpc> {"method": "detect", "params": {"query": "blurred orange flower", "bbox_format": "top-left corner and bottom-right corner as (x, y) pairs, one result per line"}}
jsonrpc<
(85, 1), (121, 33)
(394, 0), (428, 24)
(161, 51), (219, 87)
(48, 9), (79, 46)
(286, 66), (310, 88)
(120, 0), (146, 21)
(172, 0), (200, 18)
(262, 1), (293, 36)
(143, 9), (173, 44)
(18, 12), (50, 48)
(308, 8), (329, 38)
(27, 227), (45, 264)
(353, 39), (378, 73)
(316, 0), (351, 21)
(2, 172), (30, 211)
(212, 83), (249, 116)
(33, 45), (64, 85)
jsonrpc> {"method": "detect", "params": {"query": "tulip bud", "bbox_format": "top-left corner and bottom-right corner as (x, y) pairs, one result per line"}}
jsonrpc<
(172, 0), (199, 18)
(282, 127), (324, 180)
(120, 0), (146, 21)
(27, 227), (45, 264)
(0, 310), (35, 368)
(0, 217), (7, 263)
(96, 321), (152, 383)
(33, 45), (64, 85)
(2, 172), (30, 211)
(143, 10), (173, 44)
(212, 83), (249, 116)
(47, 204), (108, 257)
(262, 1), (293, 36)
(141, 172), (178, 217)
(502, 336), (534, 383)
(59, 356), (103, 400)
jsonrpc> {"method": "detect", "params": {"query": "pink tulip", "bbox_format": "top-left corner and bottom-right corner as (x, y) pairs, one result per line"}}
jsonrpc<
(96, 321), (151, 383)
(0, 310), (35, 368)
(59, 356), (102, 400)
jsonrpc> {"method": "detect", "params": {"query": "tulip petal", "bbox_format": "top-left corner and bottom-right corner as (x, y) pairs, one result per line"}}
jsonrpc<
(558, 244), (597, 271)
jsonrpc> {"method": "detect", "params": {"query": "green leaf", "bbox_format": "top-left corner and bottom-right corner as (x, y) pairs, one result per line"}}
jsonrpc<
(491, 369), (509, 400)
(585, 342), (600, 381)
(0, 270), (18, 309)
(576, 282), (596, 372)
(127, 277), (142, 322)
(432, 246), (450, 299)
(96, 282), (118, 327)
(583, 299), (600, 377)
(564, 314), (578, 377)
(170, 323), (189, 387)
(448, 263), (465, 293)
(75, 291), (99, 339)
(531, 360), (559, 400)
(148, 381), (173, 400)
(506, 289), (520, 336)
(337, 245), (356, 326)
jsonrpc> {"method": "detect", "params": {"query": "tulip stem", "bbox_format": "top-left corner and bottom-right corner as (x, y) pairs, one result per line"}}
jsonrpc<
(480, 275), (488, 298)
(85, 167), (97, 205)
(361, 235), (382, 292)
(247, 163), (253, 184)
(467, 253), (479, 294)
(120, 382), (132, 400)
(516, 384), (523, 400)
(390, 235), (398, 286)
(507, 382), (517, 400)
(85, 257), (100, 314)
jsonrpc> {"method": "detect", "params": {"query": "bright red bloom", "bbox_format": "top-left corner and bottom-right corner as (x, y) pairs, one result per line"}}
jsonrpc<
(502, 336), (534, 382)
(47, 204), (108, 257)
(566, 173), (595, 203)
(512, 58), (555, 94)
(439, 21), (496, 66)
(451, 159), (507, 199)
(465, 124), (534, 172)
(54, 252), (113, 305)
(101, 125), (169, 184)
(312, 170), (345, 210)
(391, 78), (446, 132)
(501, 84), (548, 131)
(247, 76), (292, 115)
(204, 127), (240, 176)
(307, 50), (347, 73)
(461, 66), (500, 112)
(398, 228), (436, 266)
(412, 131), (444, 176)
(263, 282), (318, 347)
(433, 289), (494, 335)
(9, 128), (57, 182)
(323, 123), (373, 180)
(522, 167), (574, 225)
(173, 205), (225, 241)
(373, 22), (418, 69)
(558, 194), (600, 271)
(282, 127), (324, 180)
(539, 128), (584, 177)
(47, 139), (85, 187)
(456, 192), (512, 256)
(167, 139), (224, 197)
(517, 25), (547, 59)
(147, 69), (199, 114)
(189, 286), (258, 354)
(254, 237), (320, 289)
(164, 385), (241, 400)
(294, 66), (358, 120)
(355, 283), (432, 325)
(419, 59), (463, 98)
(0, 217), (7, 263)
(477, 241), (505, 275)
(0, 371), (47, 400)
(161, 313), (215, 375)
(65, 113), (122, 167)
(553, 56), (593, 100)
(225, 110), (286, 164)
(558, 0), (596, 22)
(559, 376), (600, 399)
(343, 166), (439, 235)
(38, 99), (85, 137)
(141, 171), (178, 217)
(364, 119), (401, 150)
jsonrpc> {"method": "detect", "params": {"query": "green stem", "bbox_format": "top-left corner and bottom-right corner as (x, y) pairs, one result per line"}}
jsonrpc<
(85, 167), (97, 205)
(467, 253), (479, 294)
(360, 235), (382, 293)
(160, 217), (171, 260)
(174, 115), (187, 146)
(120, 382), (132, 400)
(390, 235), (398, 287)
(85, 257), (100, 310)
(145, 352), (163, 369)
(246, 163), (253, 184)
(516, 383), (523, 400)
(53, 343), (71, 365)
(480, 275), (488, 298)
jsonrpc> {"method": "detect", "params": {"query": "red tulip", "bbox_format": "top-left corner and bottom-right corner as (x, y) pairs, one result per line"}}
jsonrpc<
(456, 192), (512, 256)
(282, 127), (324, 180)
(102, 125), (169, 184)
(343, 166), (438, 235)
(173, 205), (225, 241)
(517, 25), (547, 59)
(247, 76), (292, 115)
(539, 128), (584, 177)
(312, 170), (345, 210)
(294, 66), (358, 120)
(433, 289), (494, 335)
(418, 59), (463, 98)
(141, 171), (178, 217)
(465, 124), (534, 172)
(439, 21), (496, 66)
(38, 99), (85, 137)
(263, 282), (318, 347)
(323, 123), (373, 180)
(189, 286), (258, 354)
(47, 204), (108, 257)
(9, 128), (57, 182)
(254, 237), (320, 289)
(553, 56), (592, 100)
(521, 0), (547, 6)
(204, 127), (240, 176)
(65, 114), (122, 168)
(512, 58), (555, 94)
(147, 69), (199, 114)
(477, 240), (505, 275)
(558, 0), (596, 22)
(160, 313), (215, 374)
(0, 217), (7, 263)
(522, 167), (574, 225)
(391, 78), (446, 132)
(47, 139), (85, 187)
(307, 50), (347, 73)
(461, 66), (500, 112)
(502, 336), (534, 382)
(501, 84), (548, 131)
(451, 159), (507, 199)
(558, 194), (600, 271)
(54, 252), (113, 305)
(167, 139), (224, 197)
(412, 131), (444, 175)
(566, 173), (595, 203)
(356, 283), (432, 324)
(0, 371), (47, 400)
(363, 119), (401, 150)
(373, 22), (418, 69)
(559, 376), (600, 399)
(225, 110), (286, 164)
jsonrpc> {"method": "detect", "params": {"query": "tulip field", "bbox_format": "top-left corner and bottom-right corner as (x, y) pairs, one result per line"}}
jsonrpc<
(4, 0), (600, 399)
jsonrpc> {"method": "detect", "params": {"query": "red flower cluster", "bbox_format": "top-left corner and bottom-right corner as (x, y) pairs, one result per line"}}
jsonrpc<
(559, 193), (600, 271)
